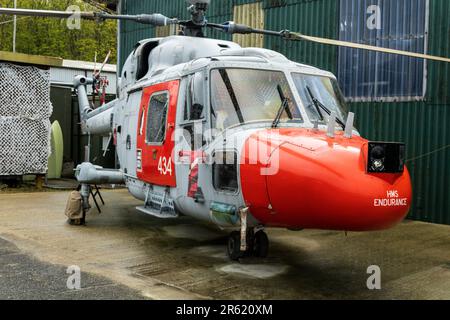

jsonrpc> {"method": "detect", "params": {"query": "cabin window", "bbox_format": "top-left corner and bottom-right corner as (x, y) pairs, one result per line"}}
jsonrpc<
(213, 151), (238, 193)
(338, 0), (428, 101)
(184, 72), (205, 121)
(146, 92), (169, 144)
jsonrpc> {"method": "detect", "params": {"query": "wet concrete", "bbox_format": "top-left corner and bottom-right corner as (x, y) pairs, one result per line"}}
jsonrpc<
(0, 189), (449, 300)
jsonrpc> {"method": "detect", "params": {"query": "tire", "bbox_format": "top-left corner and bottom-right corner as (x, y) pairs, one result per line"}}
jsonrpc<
(254, 231), (269, 258)
(245, 229), (255, 256)
(227, 231), (243, 261)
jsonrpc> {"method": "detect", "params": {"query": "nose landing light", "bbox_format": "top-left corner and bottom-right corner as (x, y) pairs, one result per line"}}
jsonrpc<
(367, 142), (405, 174)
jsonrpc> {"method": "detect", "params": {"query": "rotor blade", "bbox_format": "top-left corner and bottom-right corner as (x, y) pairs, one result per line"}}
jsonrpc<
(97, 13), (178, 26)
(0, 7), (178, 26)
(209, 22), (450, 63)
(0, 7), (96, 19)
(97, 50), (111, 76)
(0, 16), (30, 25)
(93, 52), (98, 76)
(291, 33), (450, 64)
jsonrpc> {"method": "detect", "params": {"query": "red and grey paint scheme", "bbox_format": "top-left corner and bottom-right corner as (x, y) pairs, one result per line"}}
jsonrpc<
(75, 36), (411, 259)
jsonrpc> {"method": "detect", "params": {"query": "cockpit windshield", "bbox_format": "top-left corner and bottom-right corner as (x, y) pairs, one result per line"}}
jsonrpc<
(292, 73), (349, 127)
(210, 68), (303, 132)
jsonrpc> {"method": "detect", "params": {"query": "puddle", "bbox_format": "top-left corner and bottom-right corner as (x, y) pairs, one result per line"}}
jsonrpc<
(218, 263), (288, 279)
(163, 225), (222, 242)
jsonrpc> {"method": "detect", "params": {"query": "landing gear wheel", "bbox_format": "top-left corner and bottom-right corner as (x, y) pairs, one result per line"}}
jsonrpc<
(227, 231), (243, 261)
(254, 231), (269, 258)
(245, 229), (255, 255)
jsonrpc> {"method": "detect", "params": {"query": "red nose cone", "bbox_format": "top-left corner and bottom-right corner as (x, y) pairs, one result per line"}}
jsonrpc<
(240, 129), (412, 231)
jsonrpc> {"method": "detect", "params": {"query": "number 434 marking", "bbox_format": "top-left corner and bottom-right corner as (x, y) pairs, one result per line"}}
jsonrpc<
(158, 156), (173, 176)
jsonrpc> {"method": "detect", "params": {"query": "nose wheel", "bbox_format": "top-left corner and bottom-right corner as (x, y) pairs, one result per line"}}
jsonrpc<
(227, 229), (269, 261)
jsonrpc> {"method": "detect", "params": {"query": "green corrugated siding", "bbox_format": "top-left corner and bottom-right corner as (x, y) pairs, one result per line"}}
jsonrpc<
(351, 102), (450, 225)
(427, 0), (450, 104)
(350, 0), (450, 225)
(120, 0), (450, 225)
(264, 0), (338, 73)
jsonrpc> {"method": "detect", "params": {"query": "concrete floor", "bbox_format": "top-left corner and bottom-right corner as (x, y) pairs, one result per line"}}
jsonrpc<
(0, 189), (449, 300)
(0, 238), (144, 300)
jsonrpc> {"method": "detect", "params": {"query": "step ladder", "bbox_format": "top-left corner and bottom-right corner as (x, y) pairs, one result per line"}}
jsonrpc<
(136, 187), (178, 219)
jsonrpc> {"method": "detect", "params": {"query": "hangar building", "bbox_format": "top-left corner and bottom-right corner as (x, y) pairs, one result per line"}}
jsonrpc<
(117, 0), (450, 225)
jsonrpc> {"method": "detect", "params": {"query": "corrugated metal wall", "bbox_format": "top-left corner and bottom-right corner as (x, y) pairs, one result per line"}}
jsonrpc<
(351, 0), (450, 225)
(119, 0), (450, 225)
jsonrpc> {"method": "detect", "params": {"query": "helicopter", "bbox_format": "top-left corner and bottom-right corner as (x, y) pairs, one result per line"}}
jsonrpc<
(1, 0), (450, 261)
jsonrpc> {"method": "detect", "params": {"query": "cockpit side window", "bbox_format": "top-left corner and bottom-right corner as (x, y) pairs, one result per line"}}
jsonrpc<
(292, 73), (349, 126)
(182, 72), (206, 149)
(184, 72), (205, 121)
(213, 151), (238, 193)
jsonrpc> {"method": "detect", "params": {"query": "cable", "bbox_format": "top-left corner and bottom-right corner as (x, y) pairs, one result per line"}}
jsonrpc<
(0, 16), (30, 25)
(81, 0), (115, 14)
(406, 144), (450, 163)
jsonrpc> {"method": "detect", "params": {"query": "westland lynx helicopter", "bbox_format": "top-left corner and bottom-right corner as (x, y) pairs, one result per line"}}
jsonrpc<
(2, 0), (450, 260)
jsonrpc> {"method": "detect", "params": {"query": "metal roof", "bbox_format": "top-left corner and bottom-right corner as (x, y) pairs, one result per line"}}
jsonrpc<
(0, 51), (116, 73)
(0, 51), (117, 94)
(0, 51), (62, 67)
(62, 60), (116, 73)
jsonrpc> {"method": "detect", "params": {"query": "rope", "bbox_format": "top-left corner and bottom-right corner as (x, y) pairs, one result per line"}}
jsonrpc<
(406, 144), (450, 163)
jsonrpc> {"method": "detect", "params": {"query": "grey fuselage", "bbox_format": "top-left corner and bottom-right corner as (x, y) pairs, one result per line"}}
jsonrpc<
(77, 35), (353, 228)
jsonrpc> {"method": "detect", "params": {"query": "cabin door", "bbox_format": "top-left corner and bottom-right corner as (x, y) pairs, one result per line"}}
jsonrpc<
(136, 80), (179, 187)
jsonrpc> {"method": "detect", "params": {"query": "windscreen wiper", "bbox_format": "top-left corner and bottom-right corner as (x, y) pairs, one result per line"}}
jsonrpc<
(218, 69), (244, 124)
(272, 85), (292, 128)
(306, 86), (345, 130)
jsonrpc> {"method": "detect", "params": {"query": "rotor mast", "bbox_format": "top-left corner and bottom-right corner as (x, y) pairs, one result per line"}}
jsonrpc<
(180, 0), (210, 37)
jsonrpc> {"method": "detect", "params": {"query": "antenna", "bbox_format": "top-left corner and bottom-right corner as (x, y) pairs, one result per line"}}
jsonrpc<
(327, 112), (336, 138)
(344, 112), (355, 139)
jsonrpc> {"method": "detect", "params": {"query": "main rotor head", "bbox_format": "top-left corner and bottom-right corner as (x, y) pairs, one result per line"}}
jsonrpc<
(187, 0), (210, 26)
